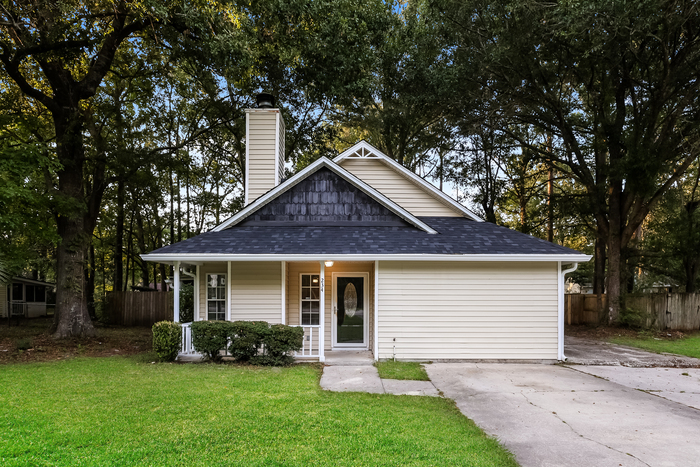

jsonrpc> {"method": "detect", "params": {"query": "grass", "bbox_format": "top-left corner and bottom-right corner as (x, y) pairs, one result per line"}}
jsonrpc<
(375, 360), (430, 381)
(0, 357), (516, 466)
(610, 334), (700, 359)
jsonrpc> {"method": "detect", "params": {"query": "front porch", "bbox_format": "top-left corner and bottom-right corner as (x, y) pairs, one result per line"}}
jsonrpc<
(173, 260), (377, 362)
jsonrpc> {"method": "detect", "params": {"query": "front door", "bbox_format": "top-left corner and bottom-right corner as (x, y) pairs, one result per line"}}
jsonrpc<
(332, 273), (369, 348)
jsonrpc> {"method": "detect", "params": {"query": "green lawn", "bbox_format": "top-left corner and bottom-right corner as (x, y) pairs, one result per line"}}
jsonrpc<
(0, 356), (516, 466)
(375, 360), (431, 381)
(610, 334), (700, 359)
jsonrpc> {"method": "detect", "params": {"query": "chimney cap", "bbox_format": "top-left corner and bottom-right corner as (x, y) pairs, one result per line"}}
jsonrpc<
(256, 93), (276, 108)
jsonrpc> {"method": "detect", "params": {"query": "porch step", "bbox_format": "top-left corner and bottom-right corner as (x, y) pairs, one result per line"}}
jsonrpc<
(324, 350), (374, 366)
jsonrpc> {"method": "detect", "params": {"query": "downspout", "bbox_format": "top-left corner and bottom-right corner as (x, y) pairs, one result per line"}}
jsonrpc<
(558, 263), (579, 361)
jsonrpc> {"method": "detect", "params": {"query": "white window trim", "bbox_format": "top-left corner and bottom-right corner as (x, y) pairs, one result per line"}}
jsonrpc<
(205, 273), (227, 321)
(299, 272), (321, 327)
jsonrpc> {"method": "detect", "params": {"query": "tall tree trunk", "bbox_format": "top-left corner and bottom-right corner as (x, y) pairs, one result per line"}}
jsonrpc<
(135, 211), (149, 286)
(593, 224), (606, 322)
(86, 242), (96, 320)
(685, 259), (699, 293)
(607, 181), (623, 323)
(186, 160), (191, 239)
(114, 180), (124, 293)
(52, 113), (95, 338)
(547, 166), (554, 242)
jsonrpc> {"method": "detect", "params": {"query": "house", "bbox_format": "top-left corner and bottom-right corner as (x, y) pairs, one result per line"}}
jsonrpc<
(142, 94), (591, 362)
(1, 277), (54, 319)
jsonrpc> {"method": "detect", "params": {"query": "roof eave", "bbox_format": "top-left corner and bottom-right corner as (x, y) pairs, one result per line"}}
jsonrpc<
(142, 253), (593, 264)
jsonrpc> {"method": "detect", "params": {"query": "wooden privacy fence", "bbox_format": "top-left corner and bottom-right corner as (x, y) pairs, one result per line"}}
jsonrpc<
(105, 291), (173, 327)
(566, 293), (700, 330)
(565, 294), (606, 326)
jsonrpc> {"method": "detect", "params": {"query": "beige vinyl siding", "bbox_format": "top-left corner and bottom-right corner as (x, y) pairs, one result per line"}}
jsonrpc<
(247, 111), (282, 203)
(230, 261), (282, 323)
(198, 262), (283, 322)
(339, 158), (462, 217)
(377, 261), (559, 360)
(287, 261), (374, 351)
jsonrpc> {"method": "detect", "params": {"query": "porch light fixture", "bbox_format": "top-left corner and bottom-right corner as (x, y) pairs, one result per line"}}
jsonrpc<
(324, 261), (334, 268)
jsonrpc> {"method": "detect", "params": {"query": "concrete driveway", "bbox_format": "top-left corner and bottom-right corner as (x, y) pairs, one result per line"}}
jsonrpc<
(427, 360), (700, 466)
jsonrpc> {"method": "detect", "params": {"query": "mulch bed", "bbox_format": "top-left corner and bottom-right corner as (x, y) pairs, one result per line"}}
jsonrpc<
(0, 317), (152, 364)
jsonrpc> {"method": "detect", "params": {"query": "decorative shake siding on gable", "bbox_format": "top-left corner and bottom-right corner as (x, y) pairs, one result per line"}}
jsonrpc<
(239, 168), (408, 226)
(377, 261), (559, 360)
(338, 158), (462, 217)
(245, 109), (285, 205)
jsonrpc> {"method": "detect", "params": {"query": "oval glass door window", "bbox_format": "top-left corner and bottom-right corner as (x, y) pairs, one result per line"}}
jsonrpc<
(344, 283), (357, 317)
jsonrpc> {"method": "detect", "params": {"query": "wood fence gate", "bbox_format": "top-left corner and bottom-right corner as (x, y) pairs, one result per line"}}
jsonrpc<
(105, 291), (173, 326)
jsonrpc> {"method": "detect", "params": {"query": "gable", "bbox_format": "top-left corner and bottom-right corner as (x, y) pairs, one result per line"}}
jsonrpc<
(338, 158), (463, 217)
(238, 167), (409, 226)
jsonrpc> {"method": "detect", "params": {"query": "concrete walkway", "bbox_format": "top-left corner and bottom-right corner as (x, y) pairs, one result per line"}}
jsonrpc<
(320, 352), (439, 397)
(427, 363), (700, 467)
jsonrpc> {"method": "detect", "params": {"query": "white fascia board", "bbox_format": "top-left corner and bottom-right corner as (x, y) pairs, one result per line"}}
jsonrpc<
(212, 157), (437, 234)
(142, 253), (592, 263)
(334, 140), (484, 222)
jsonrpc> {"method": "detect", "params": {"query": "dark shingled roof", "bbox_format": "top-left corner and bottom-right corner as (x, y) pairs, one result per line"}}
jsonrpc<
(148, 217), (582, 256)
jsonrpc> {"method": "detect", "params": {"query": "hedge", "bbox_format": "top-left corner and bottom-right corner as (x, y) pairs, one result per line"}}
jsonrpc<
(191, 320), (304, 365)
(252, 324), (304, 366)
(152, 321), (182, 362)
(191, 321), (231, 362)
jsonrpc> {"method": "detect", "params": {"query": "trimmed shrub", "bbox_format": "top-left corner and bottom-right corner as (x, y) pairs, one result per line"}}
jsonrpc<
(228, 321), (269, 362)
(152, 321), (182, 362)
(252, 324), (305, 366)
(191, 321), (231, 362)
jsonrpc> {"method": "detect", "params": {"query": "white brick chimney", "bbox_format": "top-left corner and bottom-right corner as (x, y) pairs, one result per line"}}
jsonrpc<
(244, 93), (285, 205)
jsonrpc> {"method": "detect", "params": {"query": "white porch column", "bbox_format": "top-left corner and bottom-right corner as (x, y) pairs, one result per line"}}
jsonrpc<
(194, 265), (200, 321)
(281, 261), (286, 324)
(374, 260), (379, 361)
(173, 261), (181, 322)
(227, 261), (232, 321)
(319, 261), (325, 362)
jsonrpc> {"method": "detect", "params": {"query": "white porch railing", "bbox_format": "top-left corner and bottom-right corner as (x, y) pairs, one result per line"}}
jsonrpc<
(179, 323), (320, 359)
(180, 323), (198, 356)
(293, 325), (320, 358)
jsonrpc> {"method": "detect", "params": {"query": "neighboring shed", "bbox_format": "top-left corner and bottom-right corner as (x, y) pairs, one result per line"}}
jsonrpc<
(1, 277), (54, 318)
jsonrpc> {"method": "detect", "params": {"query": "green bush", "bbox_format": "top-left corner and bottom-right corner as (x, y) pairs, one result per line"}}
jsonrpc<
(15, 338), (32, 351)
(191, 321), (231, 362)
(179, 282), (194, 323)
(152, 321), (182, 362)
(228, 321), (269, 361)
(252, 324), (305, 366)
(618, 306), (656, 330)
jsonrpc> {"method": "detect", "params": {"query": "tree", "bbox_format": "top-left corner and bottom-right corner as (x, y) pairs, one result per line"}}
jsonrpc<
(437, 0), (700, 321)
(0, 1), (254, 337)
